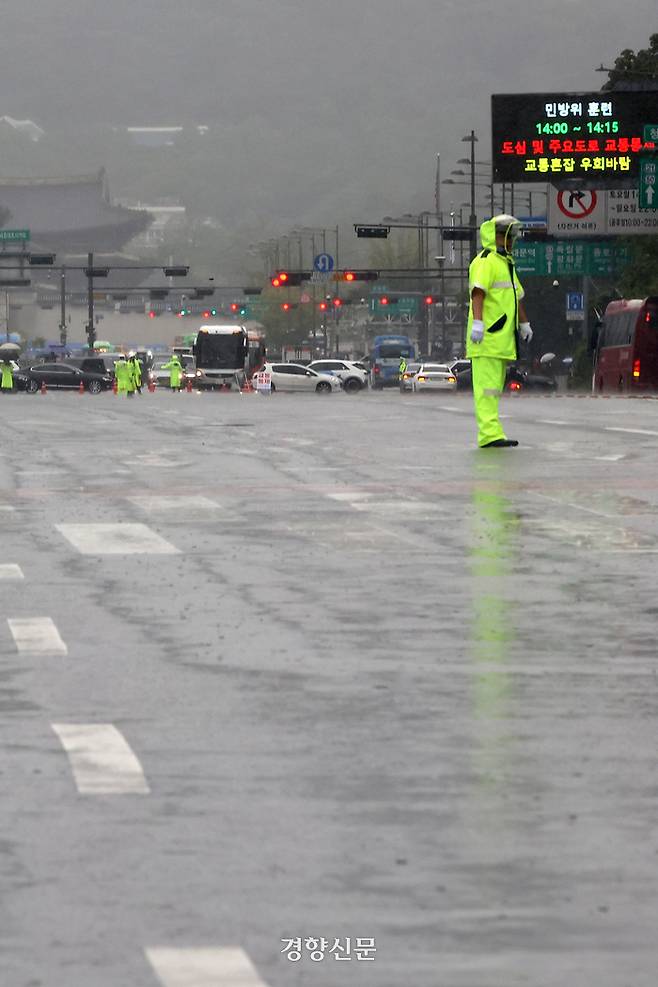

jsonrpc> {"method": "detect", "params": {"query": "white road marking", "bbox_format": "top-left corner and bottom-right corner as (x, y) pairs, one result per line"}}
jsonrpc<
(145, 947), (269, 987)
(536, 419), (569, 425)
(0, 564), (24, 580)
(327, 490), (372, 502)
(595, 454), (626, 461)
(605, 426), (658, 436)
(129, 495), (221, 512)
(0, 504), (16, 512)
(8, 617), (67, 654)
(352, 500), (440, 513)
(56, 523), (180, 555)
(52, 724), (150, 795)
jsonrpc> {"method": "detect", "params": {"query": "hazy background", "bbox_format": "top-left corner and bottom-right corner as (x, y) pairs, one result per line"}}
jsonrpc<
(0, 2), (654, 244)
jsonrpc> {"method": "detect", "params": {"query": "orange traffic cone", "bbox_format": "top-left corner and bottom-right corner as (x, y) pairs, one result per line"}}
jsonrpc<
(40, 379), (47, 395)
(241, 375), (253, 393)
(186, 377), (193, 393)
(113, 378), (118, 395)
(79, 380), (85, 395)
(148, 379), (156, 393)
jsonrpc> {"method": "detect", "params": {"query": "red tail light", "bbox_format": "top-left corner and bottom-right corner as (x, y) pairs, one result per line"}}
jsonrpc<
(373, 365), (380, 374)
(633, 359), (641, 378)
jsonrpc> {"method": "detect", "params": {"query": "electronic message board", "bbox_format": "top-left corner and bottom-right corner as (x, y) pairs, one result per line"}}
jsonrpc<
(492, 91), (657, 187)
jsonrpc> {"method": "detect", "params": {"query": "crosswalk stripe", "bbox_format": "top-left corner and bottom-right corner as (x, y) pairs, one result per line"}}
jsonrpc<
(129, 495), (221, 512)
(8, 617), (67, 654)
(52, 724), (150, 794)
(145, 947), (269, 987)
(56, 522), (180, 555)
(0, 564), (24, 580)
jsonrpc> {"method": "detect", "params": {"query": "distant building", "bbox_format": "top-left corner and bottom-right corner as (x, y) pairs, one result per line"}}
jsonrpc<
(0, 168), (150, 253)
(0, 116), (45, 141)
(116, 200), (187, 251)
(123, 125), (209, 147)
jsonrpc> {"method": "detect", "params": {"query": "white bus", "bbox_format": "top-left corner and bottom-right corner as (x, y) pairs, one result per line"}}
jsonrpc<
(192, 324), (249, 389)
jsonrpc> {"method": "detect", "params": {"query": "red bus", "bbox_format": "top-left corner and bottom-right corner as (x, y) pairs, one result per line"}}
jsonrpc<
(594, 297), (658, 393)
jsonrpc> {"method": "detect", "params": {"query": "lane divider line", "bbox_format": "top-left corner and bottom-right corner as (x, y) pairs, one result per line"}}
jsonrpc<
(605, 427), (658, 436)
(51, 723), (150, 795)
(56, 522), (180, 555)
(0, 564), (24, 580)
(145, 947), (269, 987)
(8, 617), (67, 654)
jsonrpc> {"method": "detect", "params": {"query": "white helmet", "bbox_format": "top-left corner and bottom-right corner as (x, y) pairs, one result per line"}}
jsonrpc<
(493, 214), (522, 240)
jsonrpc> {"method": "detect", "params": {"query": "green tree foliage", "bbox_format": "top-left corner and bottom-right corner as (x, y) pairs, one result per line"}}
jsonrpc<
(602, 33), (658, 88)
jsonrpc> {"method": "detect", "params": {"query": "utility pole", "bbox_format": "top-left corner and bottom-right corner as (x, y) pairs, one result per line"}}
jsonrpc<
(86, 251), (95, 351)
(461, 130), (479, 257)
(59, 265), (67, 347)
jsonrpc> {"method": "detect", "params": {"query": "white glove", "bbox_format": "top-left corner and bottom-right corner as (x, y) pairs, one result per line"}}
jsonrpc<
(470, 319), (484, 344)
(519, 322), (533, 342)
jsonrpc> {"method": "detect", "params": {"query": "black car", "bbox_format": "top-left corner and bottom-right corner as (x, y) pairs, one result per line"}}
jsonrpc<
(67, 355), (119, 378)
(20, 362), (114, 394)
(454, 362), (556, 393)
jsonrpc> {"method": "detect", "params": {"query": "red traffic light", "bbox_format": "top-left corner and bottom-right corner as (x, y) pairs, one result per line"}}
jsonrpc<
(424, 295), (434, 305)
(344, 271), (356, 282)
(202, 310), (210, 318)
(380, 296), (389, 305)
(230, 303), (239, 312)
(318, 301), (327, 311)
(333, 297), (342, 307)
(281, 302), (290, 311)
(148, 310), (156, 319)
(278, 271), (289, 283)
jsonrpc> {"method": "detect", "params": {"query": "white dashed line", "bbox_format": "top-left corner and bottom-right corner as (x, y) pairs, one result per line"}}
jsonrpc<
(595, 454), (626, 461)
(0, 564), (24, 580)
(129, 495), (221, 512)
(605, 427), (658, 436)
(52, 724), (150, 795)
(0, 504), (16, 512)
(536, 419), (569, 425)
(327, 491), (372, 502)
(8, 617), (67, 655)
(56, 523), (180, 555)
(145, 947), (269, 987)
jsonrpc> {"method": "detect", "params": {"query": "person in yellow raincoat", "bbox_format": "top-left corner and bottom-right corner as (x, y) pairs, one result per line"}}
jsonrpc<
(466, 215), (533, 448)
(163, 354), (183, 392)
(128, 353), (143, 395)
(114, 355), (130, 395)
(1, 359), (14, 393)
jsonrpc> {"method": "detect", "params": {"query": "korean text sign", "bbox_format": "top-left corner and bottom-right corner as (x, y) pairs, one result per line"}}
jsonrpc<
(492, 91), (657, 186)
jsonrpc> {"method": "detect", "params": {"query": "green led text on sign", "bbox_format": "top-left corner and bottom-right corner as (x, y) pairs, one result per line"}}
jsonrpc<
(0, 229), (30, 242)
(492, 91), (657, 187)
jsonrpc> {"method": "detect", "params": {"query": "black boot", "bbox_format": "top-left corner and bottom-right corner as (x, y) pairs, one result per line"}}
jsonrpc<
(481, 438), (519, 448)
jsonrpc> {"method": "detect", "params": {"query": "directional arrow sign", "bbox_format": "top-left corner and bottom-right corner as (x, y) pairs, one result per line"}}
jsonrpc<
(639, 158), (657, 209)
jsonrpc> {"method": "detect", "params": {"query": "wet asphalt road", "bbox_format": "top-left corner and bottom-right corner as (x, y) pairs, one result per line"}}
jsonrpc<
(2, 387), (658, 987)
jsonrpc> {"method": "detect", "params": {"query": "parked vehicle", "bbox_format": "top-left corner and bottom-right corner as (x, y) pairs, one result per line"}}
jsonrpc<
(20, 362), (113, 394)
(307, 360), (368, 392)
(453, 360), (556, 393)
(260, 362), (340, 393)
(593, 297), (658, 392)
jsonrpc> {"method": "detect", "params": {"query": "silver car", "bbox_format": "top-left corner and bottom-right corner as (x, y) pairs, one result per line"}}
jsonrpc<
(411, 363), (457, 393)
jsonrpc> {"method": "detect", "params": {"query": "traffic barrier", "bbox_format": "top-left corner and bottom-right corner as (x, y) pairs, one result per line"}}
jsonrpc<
(79, 381), (85, 395)
(40, 380), (47, 395)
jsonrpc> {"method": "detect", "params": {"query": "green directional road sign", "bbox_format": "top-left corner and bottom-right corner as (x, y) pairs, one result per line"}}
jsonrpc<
(643, 124), (658, 144)
(514, 240), (629, 277)
(0, 229), (30, 242)
(639, 157), (657, 209)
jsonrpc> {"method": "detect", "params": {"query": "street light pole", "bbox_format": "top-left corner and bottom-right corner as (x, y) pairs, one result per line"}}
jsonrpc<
(59, 265), (67, 347)
(86, 251), (95, 351)
(461, 130), (479, 257)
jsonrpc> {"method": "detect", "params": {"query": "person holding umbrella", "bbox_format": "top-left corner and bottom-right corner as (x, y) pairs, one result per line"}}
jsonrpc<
(0, 342), (21, 394)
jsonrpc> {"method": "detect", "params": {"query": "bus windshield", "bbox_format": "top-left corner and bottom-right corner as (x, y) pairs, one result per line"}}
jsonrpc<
(195, 331), (247, 371)
(377, 343), (414, 360)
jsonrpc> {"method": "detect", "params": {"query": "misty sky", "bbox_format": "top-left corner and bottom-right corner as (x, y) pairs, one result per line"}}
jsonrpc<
(0, 1), (655, 227)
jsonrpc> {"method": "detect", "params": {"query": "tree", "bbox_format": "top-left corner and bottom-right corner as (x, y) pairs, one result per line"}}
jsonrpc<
(602, 33), (658, 89)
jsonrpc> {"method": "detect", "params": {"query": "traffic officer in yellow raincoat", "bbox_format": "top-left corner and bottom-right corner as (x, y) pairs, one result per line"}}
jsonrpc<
(466, 215), (533, 448)
(163, 354), (183, 392)
(1, 359), (14, 393)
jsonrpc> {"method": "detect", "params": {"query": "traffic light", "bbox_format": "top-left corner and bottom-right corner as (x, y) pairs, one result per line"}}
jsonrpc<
(380, 296), (389, 306)
(271, 271), (305, 287)
(202, 310), (211, 318)
(148, 310), (157, 319)
(333, 297), (342, 307)
(239, 306), (247, 316)
(318, 301), (327, 311)
(424, 295), (434, 305)
(281, 302), (298, 312)
(230, 303), (239, 312)
(342, 270), (379, 282)
(211, 307), (217, 316)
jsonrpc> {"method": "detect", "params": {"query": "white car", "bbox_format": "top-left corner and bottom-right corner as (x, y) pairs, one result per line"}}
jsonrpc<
(262, 362), (341, 393)
(411, 363), (457, 393)
(307, 359), (368, 392)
